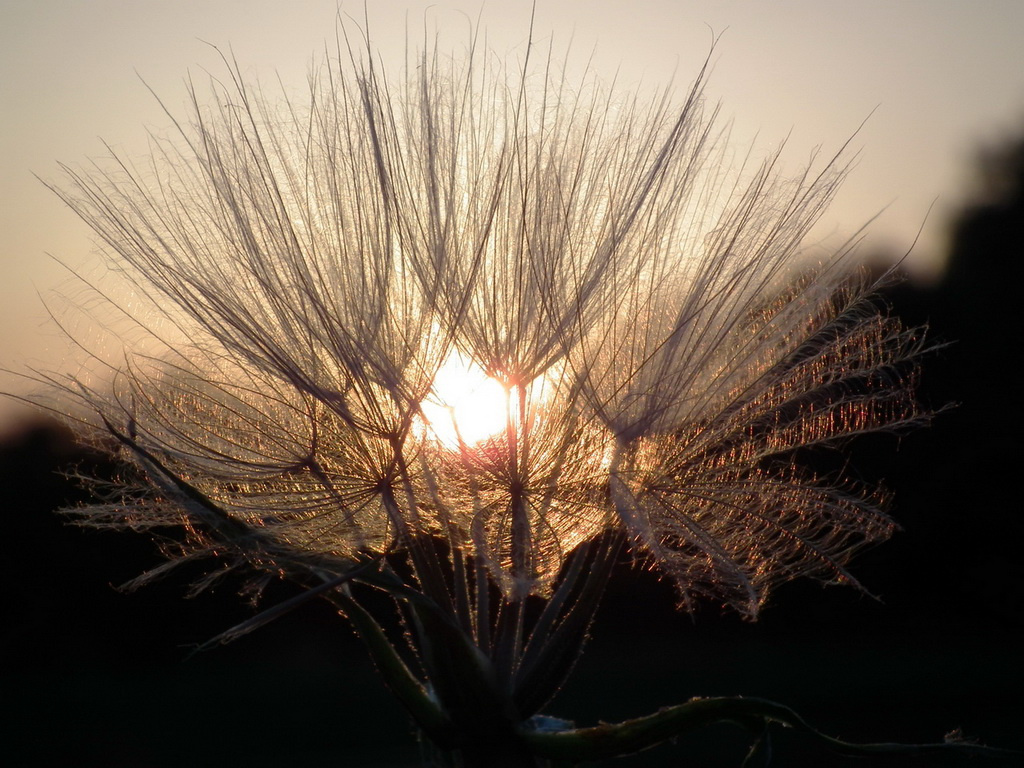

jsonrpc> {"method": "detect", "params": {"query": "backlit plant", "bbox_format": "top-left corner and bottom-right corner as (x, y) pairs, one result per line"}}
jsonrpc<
(24, 24), (1014, 767)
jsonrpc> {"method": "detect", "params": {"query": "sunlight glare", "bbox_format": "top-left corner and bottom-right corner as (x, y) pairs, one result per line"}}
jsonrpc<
(420, 352), (509, 448)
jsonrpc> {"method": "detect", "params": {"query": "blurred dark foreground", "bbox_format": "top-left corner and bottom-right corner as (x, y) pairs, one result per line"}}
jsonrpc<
(1, 412), (1021, 768)
(5, 134), (1024, 768)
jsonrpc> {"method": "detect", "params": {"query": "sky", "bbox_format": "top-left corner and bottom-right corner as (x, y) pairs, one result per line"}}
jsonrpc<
(3, 0), (1024, 424)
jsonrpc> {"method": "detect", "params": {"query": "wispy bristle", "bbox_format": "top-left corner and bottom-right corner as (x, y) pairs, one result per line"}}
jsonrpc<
(39, 33), (922, 619)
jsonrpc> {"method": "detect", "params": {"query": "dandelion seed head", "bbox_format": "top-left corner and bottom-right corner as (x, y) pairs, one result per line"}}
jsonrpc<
(36, 30), (924, 618)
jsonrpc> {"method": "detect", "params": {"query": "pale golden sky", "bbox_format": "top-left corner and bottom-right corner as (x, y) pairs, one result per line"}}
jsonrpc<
(3, 0), (1024, 424)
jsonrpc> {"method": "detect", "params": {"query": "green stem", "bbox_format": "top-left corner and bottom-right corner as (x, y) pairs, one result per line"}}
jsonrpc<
(326, 592), (456, 747)
(520, 696), (1021, 764)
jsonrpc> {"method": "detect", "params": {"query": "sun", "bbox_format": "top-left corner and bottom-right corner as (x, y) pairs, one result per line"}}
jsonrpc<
(420, 351), (509, 449)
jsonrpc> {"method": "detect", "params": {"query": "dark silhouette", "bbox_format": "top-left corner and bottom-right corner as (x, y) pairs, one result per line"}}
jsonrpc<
(879, 134), (1024, 628)
(5, 133), (1024, 766)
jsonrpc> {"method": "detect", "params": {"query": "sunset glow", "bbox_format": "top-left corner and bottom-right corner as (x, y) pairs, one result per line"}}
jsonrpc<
(420, 352), (509, 448)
